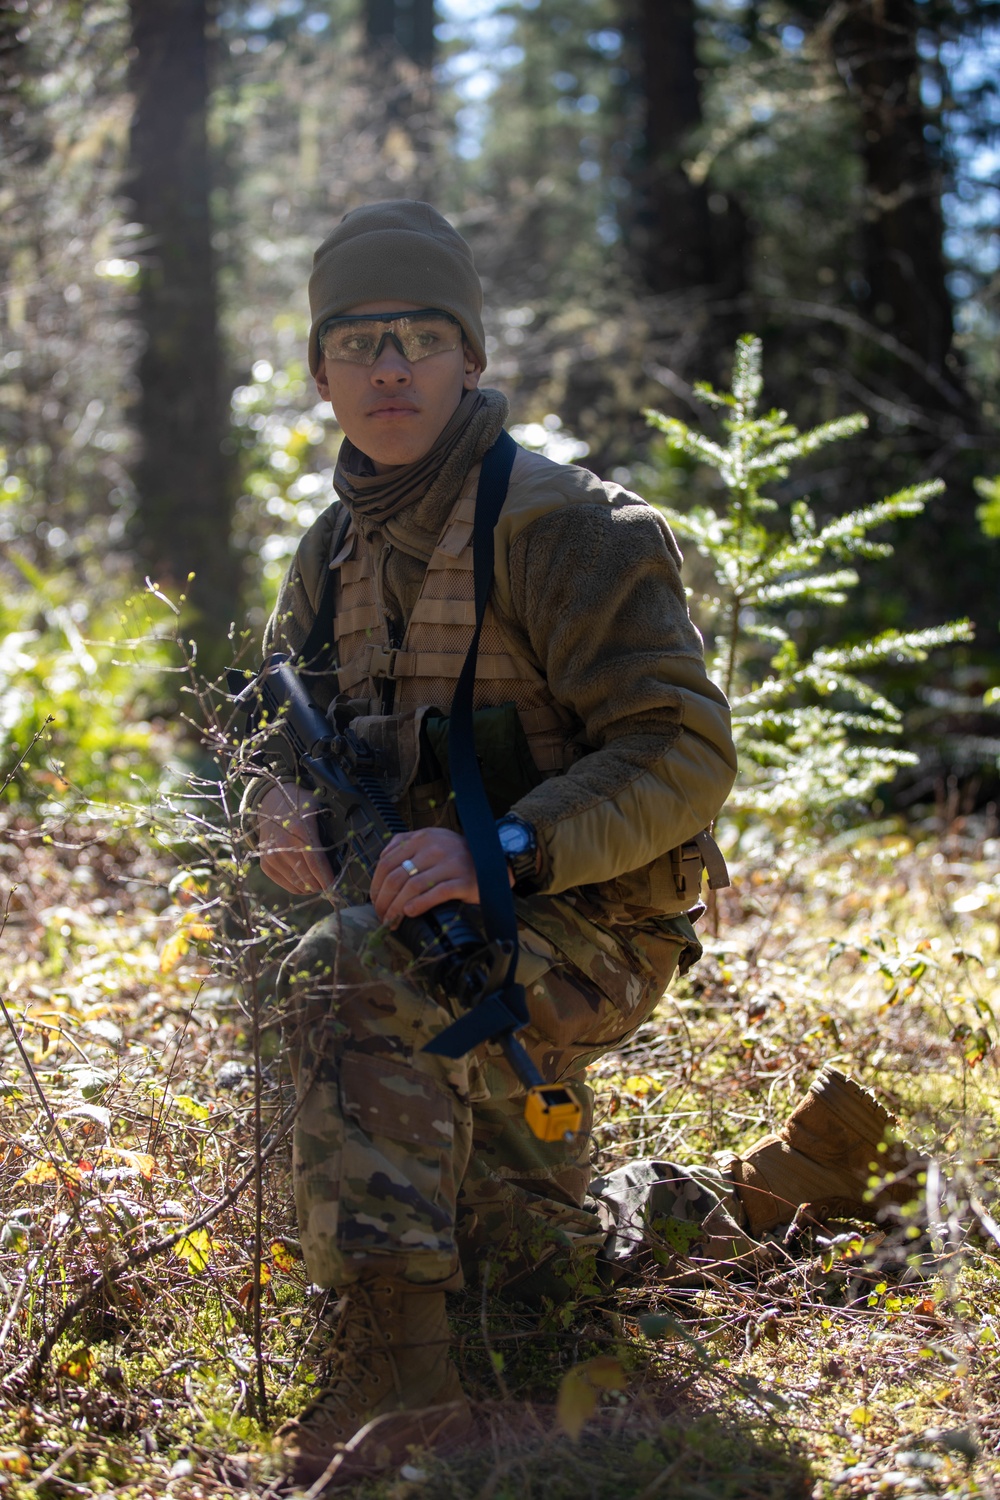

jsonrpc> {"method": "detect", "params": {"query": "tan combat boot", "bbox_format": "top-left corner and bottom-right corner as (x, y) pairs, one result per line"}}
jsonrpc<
(728, 1067), (921, 1238)
(277, 1277), (472, 1488)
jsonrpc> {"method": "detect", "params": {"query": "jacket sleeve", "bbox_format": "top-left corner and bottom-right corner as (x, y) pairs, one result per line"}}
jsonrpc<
(501, 500), (737, 894)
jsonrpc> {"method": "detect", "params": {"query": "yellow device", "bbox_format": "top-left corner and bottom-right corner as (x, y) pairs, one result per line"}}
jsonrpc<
(524, 1084), (583, 1143)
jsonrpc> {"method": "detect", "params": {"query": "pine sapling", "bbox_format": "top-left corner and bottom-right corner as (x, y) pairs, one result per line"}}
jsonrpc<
(645, 334), (973, 840)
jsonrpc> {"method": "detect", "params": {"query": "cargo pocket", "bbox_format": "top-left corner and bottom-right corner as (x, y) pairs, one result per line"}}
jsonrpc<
(337, 1051), (458, 1260)
(405, 777), (462, 832)
(509, 904), (690, 1085)
(512, 921), (640, 1059)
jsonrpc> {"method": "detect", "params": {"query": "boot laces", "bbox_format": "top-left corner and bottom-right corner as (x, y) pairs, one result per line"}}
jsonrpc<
(296, 1282), (401, 1429)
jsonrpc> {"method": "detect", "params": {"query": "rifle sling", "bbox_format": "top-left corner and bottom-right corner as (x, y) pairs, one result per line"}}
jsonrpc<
(424, 430), (527, 1058)
(293, 446), (527, 1058)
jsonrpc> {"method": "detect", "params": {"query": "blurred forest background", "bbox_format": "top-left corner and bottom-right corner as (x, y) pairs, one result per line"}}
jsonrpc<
(1, 0), (999, 818)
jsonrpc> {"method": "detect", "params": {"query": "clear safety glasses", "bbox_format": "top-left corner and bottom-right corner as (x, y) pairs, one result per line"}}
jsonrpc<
(318, 308), (464, 366)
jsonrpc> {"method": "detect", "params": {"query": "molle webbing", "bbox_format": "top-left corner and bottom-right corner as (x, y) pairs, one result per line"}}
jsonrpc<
(331, 470), (576, 775)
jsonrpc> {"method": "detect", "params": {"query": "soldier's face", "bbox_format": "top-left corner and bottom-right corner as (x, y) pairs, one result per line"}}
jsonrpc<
(315, 300), (482, 471)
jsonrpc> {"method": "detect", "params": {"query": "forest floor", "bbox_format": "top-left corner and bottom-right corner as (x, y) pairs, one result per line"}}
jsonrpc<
(1, 800), (999, 1500)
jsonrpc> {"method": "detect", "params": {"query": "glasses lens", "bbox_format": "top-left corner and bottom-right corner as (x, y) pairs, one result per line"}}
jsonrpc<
(321, 321), (381, 363)
(396, 313), (462, 362)
(320, 312), (462, 365)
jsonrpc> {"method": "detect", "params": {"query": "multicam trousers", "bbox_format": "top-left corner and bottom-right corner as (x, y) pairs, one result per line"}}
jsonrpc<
(279, 893), (745, 1297)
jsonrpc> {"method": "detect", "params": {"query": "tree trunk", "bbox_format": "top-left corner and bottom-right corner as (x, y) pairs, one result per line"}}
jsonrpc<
(127, 0), (236, 654)
(620, 0), (746, 300)
(365, 0), (435, 67)
(829, 0), (963, 406)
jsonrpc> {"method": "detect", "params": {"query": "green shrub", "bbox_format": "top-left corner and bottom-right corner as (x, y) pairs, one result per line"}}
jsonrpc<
(644, 335), (973, 841)
(0, 450), (174, 804)
(974, 473), (1000, 539)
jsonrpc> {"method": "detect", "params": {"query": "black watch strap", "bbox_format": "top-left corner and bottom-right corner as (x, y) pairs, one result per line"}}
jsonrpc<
(496, 815), (538, 889)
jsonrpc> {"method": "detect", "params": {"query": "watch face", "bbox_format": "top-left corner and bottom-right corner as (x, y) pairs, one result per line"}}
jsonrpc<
(498, 821), (531, 855)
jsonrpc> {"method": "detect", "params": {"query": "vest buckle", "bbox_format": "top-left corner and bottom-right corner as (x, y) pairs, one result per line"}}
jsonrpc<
(369, 645), (398, 681)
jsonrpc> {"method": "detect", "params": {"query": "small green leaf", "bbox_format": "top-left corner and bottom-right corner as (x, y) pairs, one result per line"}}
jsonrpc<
(172, 1094), (210, 1122)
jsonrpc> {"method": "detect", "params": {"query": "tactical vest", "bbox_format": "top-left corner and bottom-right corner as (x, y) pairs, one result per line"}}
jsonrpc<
(330, 464), (577, 776)
(323, 461), (729, 915)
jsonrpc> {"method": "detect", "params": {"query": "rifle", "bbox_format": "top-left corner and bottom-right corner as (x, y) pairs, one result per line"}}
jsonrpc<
(230, 652), (582, 1143)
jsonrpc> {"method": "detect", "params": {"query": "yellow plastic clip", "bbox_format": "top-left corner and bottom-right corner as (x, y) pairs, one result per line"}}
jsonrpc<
(524, 1084), (583, 1143)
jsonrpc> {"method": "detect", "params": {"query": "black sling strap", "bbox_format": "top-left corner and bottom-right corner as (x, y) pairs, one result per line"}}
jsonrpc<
(296, 444), (529, 1059)
(423, 429), (528, 1060)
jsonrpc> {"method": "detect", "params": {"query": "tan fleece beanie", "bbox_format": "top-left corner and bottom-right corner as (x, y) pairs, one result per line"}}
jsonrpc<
(307, 200), (487, 375)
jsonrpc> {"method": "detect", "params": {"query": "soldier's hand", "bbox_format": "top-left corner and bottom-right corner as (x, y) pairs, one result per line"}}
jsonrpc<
(257, 783), (335, 896)
(371, 827), (513, 928)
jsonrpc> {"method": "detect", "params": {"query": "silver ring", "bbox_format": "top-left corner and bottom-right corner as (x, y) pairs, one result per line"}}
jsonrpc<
(401, 858), (419, 878)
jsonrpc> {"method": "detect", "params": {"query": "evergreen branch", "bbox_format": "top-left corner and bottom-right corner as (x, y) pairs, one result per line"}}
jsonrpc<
(747, 413), (868, 470)
(754, 570), (858, 604)
(734, 708), (902, 735)
(793, 666), (901, 718)
(733, 669), (900, 719)
(815, 484), (943, 549)
(762, 537), (828, 573)
(692, 382), (734, 410)
(731, 334), (763, 414)
(654, 505), (724, 545)
(810, 622), (973, 671)
(837, 745), (919, 767)
(740, 623), (789, 644)
(644, 410), (728, 468)
(830, 540), (894, 561)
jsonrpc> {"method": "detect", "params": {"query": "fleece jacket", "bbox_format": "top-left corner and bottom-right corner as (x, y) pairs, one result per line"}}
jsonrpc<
(250, 436), (737, 917)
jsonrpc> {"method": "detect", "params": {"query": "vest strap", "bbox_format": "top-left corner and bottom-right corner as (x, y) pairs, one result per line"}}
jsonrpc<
(695, 828), (731, 890)
(339, 556), (369, 585)
(409, 598), (478, 627)
(294, 504), (352, 672)
(436, 519), (475, 557)
(518, 704), (574, 734)
(334, 603), (382, 640)
(366, 644), (541, 683)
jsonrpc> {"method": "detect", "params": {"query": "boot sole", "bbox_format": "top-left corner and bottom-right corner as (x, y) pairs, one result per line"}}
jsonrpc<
(806, 1067), (899, 1142)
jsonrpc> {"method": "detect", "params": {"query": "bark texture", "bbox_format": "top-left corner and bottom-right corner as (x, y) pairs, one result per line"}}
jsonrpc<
(365, 0), (435, 67)
(829, 0), (964, 407)
(127, 0), (237, 646)
(621, 0), (746, 300)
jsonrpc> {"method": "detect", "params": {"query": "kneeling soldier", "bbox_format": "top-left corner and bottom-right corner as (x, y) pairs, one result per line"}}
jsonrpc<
(244, 201), (912, 1485)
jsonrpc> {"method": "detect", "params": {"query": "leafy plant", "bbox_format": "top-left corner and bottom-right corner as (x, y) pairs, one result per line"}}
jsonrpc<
(645, 335), (973, 838)
(228, 360), (339, 617)
(0, 451), (175, 802)
(974, 473), (1000, 540)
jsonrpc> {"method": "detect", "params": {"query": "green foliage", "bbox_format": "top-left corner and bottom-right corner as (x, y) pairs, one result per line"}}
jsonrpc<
(646, 336), (973, 837)
(228, 360), (341, 621)
(0, 452), (174, 803)
(974, 474), (1000, 540)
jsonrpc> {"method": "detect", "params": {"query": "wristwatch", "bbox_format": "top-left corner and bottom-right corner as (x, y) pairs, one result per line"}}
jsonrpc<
(495, 814), (539, 889)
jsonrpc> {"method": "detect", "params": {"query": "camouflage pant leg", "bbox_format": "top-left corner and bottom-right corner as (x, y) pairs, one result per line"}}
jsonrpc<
(590, 1158), (755, 1282)
(279, 891), (715, 1299)
(279, 902), (478, 1290)
(456, 898), (694, 1300)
